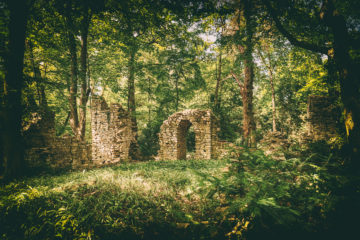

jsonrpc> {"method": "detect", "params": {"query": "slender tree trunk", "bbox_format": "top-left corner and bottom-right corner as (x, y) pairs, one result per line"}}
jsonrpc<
(175, 75), (179, 111)
(78, 8), (91, 141)
(241, 0), (256, 147)
(23, 42), (38, 109)
(1, 0), (28, 180)
(269, 68), (277, 132)
(28, 40), (40, 105)
(57, 112), (71, 136)
(214, 18), (225, 113)
(39, 81), (47, 108)
(65, 6), (80, 139)
(127, 47), (140, 159)
(127, 47), (137, 135)
(148, 77), (151, 123)
(214, 49), (222, 112)
(258, 48), (277, 132)
(28, 40), (47, 108)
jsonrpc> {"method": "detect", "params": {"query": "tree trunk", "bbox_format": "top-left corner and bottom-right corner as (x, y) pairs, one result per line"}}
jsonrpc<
(175, 75), (179, 111)
(148, 77), (151, 123)
(127, 47), (140, 159)
(241, 0), (256, 147)
(1, 0), (28, 180)
(258, 48), (277, 132)
(57, 112), (71, 136)
(65, 6), (80, 139)
(321, 0), (360, 165)
(78, 7), (91, 141)
(28, 40), (47, 109)
(127, 47), (137, 136)
(269, 68), (277, 132)
(264, 0), (360, 162)
(214, 49), (222, 112)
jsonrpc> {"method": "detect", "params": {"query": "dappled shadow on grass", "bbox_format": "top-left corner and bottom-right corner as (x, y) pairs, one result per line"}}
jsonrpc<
(0, 159), (232, 240)
(111, 158), (223, 172)
(2, 154), (357, 240)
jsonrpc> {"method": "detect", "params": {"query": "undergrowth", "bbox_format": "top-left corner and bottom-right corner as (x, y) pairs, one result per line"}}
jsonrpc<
(0, 159), (231, 240)
(1, 147), (358, 240)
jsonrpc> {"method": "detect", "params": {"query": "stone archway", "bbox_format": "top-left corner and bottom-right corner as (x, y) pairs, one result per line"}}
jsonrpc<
(158, 109), (219, 160)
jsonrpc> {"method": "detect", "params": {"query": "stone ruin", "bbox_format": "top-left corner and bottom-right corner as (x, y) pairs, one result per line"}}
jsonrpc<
(24, 96), (135, 170)
(23, 94), (338, 170)
(158, 109), (220, 160)
(155, 96), (338, 162)
(307, 95), (338, 141)
(91, 96), (135, 165)
(23, 111), (92, 169)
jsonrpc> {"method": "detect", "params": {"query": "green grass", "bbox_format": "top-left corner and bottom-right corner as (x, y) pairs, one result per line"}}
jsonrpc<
(0, 159), (234, 240)
(1, 148), (351, 240)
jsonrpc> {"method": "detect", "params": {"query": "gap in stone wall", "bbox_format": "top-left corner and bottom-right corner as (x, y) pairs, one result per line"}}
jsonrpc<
(177, 119), (192, 160)
(186, 124), (196, 159)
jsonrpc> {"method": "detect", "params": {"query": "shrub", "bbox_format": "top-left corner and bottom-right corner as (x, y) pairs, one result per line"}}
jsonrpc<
(203, 147), (342, 239)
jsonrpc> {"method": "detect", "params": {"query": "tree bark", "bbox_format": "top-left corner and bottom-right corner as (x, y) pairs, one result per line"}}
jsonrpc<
(241, 0), (256, 147)
(175, 74), (179, 111)
(258, 48), (277, 132)
(127, 47), (138, 136)
(57, 112), (71, 136)
(214, 49), (222, 112)
(148, 77), (151, 123)
(1, 0), (28, 180)
(28, 40), (47, 109)
(65, 5), (80, 139)
(269, 67), (277, 132)
(78, 6), (91, 141)
(127, 46), (140, 159)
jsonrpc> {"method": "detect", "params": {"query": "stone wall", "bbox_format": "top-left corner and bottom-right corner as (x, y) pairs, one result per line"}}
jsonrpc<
(24, 111), (91, 169)
(91, 96), (134, 164)
(24, 97), (135, 170)
(158, 109), (219, 160)
(307, 95), (338, 141)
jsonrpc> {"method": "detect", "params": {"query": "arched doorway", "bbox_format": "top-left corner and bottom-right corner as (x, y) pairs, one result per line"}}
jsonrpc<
(176, 120), (195, 159)
(158, 109), (219, 160)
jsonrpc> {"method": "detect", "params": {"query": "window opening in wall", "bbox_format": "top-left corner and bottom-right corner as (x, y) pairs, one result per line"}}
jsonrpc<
(186, 125), (195, 159)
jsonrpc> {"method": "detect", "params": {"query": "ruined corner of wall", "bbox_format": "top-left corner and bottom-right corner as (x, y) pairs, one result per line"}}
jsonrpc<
(91, 96), (137, 165)
(24, 96), (138, 171)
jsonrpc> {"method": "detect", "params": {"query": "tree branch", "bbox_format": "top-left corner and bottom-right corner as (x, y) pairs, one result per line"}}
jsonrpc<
(57, 111), (71, 136)
(230, 70), (244, 94)
(257, 47), (270, 70)
(262, 0), (329, 54)
(220, 74), (233, 83)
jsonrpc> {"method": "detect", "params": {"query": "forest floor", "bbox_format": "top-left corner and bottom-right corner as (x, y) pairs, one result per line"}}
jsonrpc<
(1, 149), (356, 240)
(0, 158), (238, 240)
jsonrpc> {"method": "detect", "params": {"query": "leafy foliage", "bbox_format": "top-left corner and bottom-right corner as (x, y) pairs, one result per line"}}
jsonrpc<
(2, 147), (357, 239)
(1, 159), (231, 239)
(197, 145), (353, 239)
(2, 0), (359, 239)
